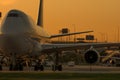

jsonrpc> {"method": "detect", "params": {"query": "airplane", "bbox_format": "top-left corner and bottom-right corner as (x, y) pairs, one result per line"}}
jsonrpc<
(0, 0), (120, 71)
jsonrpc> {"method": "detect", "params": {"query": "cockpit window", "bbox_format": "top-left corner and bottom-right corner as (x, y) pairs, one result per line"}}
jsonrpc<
(8, 13), (19, 17)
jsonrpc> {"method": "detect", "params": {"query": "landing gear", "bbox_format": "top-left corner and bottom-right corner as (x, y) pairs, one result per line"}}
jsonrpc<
(52, 51), (63, 71)
(34, 60), (44, 71)
(0, 56), (7, 71)
(0, 63), (2, 71)
(9, 53), (24, 71)
(34, 64), (44, 71)
(58, 65), (62, 71)
(52, 65), (62, 71)
(9, 63), (23, 71)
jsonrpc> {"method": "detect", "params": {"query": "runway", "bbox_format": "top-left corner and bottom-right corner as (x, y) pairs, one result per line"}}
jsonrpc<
(1, 65), (120, 80)
(1, 65), (120, 73)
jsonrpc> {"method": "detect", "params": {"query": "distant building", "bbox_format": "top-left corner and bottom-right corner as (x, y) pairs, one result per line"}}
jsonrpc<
(61, 28), (69, 34)
(86, 35), (94, 40)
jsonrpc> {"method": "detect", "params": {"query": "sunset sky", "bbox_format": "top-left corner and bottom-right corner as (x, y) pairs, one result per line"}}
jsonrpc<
(0, 0), (120, 42)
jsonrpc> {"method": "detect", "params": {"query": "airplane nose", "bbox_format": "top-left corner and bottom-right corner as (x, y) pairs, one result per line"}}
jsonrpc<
(7, 10), (20, 17)
(8, 13), (19, 17)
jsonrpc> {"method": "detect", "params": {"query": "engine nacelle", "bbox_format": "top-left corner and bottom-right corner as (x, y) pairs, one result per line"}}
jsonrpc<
(84, 48), (100, 64)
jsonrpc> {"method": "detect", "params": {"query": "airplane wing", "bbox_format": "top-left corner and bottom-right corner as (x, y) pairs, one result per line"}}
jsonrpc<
(41, 42), (120, 53)
(26, 30), (93, 41)
(50, 30), (93, 38)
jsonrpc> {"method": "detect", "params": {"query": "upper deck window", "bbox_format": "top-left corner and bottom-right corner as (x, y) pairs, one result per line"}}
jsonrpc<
(8, 13), (19, 17)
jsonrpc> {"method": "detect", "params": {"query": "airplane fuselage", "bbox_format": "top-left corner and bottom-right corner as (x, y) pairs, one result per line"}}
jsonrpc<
(0, 10), (50, 56)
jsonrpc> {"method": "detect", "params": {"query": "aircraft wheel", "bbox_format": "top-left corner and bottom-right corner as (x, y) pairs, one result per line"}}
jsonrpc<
(9, 64), (13, 71)
(52, 65), (57, 71)
(18, 64), (23, 71)
(9, 64), (17, 71)
(52, 65), (62, 71)
(0, 64), (2, 71)
(40, 65), (44, 71)
(34, 65), (38, 71)
(58, 65), (62, 71)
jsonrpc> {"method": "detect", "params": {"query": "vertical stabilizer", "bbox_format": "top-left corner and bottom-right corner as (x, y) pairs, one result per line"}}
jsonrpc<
(0, 12), (1, 18)
(37, 0), (43, 27)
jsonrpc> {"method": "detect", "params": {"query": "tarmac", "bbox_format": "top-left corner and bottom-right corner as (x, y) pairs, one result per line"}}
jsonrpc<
(1, 65), (120, 73)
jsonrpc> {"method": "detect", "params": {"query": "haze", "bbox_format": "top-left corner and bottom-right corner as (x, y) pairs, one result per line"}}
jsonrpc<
(0, 0), (120, 42)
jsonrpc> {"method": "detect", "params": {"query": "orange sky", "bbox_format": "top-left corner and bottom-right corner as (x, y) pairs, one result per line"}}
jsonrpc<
(0, 0), (120, 42)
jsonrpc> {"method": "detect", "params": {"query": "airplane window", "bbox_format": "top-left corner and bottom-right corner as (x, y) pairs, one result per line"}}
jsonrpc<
(8, 13), (19, 17)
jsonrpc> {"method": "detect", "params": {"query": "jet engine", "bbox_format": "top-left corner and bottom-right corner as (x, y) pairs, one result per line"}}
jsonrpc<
(84, 48), (100, 64)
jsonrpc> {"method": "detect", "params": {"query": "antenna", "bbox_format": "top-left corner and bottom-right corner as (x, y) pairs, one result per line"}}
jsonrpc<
(37, 0), (43, 27)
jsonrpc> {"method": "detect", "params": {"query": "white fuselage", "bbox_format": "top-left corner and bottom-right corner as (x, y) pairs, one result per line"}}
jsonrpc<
(0, 10), (50, 56)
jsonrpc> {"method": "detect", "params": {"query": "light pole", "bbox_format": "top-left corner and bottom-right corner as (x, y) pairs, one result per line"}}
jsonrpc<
(105, 33), (108, 42)
(118, 26), (119, 42)
(99, 32), (105, 42)
(72, 24), (76, 43)
(0, 12), (2, 25)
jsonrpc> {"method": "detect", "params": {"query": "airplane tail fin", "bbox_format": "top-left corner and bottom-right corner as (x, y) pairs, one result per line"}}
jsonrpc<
(37, 0), (43, 27)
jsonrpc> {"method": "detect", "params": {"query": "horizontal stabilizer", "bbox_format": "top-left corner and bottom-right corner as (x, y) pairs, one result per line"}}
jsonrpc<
(50, 30), (93, 38)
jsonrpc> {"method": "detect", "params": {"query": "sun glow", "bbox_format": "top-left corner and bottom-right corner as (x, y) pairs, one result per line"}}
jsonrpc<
(0, 0), (16, 5)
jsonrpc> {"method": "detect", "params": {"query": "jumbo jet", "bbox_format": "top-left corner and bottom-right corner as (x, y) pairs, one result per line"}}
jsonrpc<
(0, 0), (120, 71)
